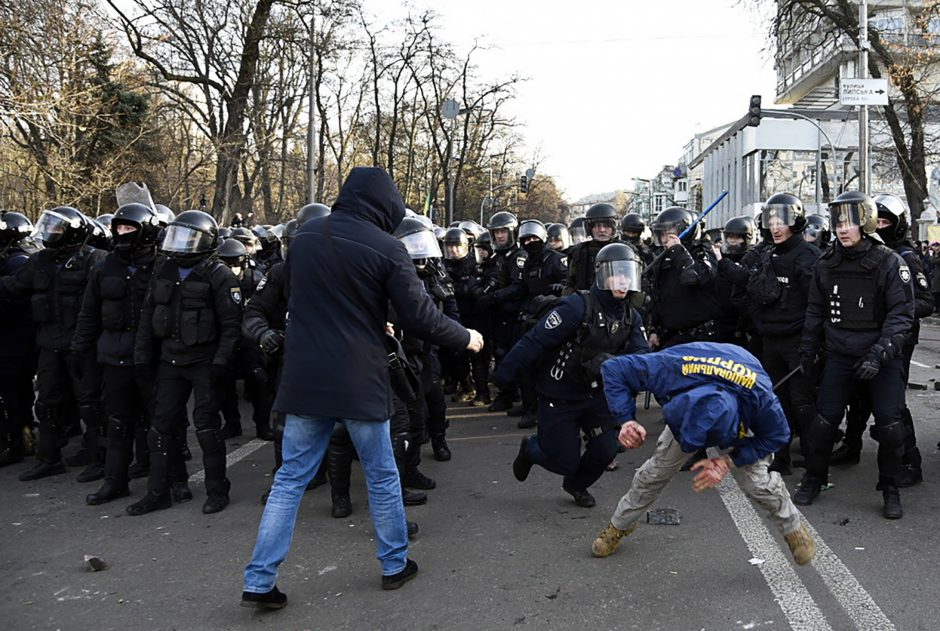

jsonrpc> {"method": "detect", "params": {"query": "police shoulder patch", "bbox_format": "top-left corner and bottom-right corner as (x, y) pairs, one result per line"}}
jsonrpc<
(545, 310), (562, 329)
(516, 255), (526, 268)
(256, 275), (268, 292)
(230, 287), (242, 304)
(917, 273), (929, 289)
(899, 265), (911, 284)
(560, 255), (568, 268)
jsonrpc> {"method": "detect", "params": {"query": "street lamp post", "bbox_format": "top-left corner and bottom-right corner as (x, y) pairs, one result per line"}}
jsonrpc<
(306, 5), (317, 205)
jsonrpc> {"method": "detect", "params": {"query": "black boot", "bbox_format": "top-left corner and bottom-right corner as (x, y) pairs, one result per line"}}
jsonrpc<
(328, 428), (353, 517)
(793, 474), (823, 506)
(197, 428), (230, 514)
(897, 446), (922, 488)
(830, 442), (861, 465)
(20, 404), (65, 481)
(19, 459), (66, 481)
(403, 432), (436, 490)
(517, 413), (537, 429)
(126, 491), (171, 516)
(331, 493), (352, 518)
(86, 480), (130, 505)
(221, 422), (243, 439)
(127, 428), (173, 515)
(881, 485), (903, 520)
(430, 434), (451, 462)
(407, 521), (419, 539)
(0, 432), (24, 467)
(402, 488), (427, 506)
(562, 483), (596, 508)
(133, 420), (150, 476)
(255, 422), (274, 441)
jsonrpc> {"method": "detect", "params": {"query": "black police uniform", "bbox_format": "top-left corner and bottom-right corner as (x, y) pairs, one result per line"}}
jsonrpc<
(563, 239), (611, 293)
(746, 234), (821, 470)
(798, 237), (913, 500)
(647, 241), (722, 348)
(0, 244), (36, 465)
(132, 256), (242, 511)
(477, 245), (527, 407)
(71, 247), (163, 501)
(444, 251), (483, 399)
(495, 286), (649, 504)
(0, 245), (107, 478)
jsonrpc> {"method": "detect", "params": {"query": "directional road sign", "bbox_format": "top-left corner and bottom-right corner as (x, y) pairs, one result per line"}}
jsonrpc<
(839, 78), (889, 106)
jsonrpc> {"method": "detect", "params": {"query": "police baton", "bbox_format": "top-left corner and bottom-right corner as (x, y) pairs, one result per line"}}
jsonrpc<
(641, 190), (729, 276)
(772, 365), (803, 391)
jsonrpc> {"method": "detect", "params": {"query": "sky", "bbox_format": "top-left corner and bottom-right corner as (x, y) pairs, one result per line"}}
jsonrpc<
(372, 0), (779, 201)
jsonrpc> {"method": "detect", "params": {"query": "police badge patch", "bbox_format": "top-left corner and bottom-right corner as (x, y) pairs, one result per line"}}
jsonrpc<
(256, 275), (268, 292)
(545, 310), (562, 329)
(610, 321), (620, 333)
(899, 265), (911, 283)
(230, 287), (242, 304)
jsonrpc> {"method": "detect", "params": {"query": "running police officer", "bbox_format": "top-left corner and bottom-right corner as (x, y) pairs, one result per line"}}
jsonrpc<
(795, 191), (914, 519)
(128, 210), (242, 516)
(498, 243), (649, 508)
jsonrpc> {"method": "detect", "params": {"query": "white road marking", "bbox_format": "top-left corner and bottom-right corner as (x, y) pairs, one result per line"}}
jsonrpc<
(909, 360), (929, 369)
(189, 438), (267, 483)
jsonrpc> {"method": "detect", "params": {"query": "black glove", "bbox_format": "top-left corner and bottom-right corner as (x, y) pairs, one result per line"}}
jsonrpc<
(210, 363), (231, 386)
(585, 353), (615, 377)
(798, 352), (816, 376)
(854, 353), (883, 380)
(259, 329), (285, 356)
(549, 283), (565, 295)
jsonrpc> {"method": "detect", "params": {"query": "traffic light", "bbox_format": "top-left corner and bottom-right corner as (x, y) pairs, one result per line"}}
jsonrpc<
(520, 175), (528, 194)
(746, 95), (762, 127)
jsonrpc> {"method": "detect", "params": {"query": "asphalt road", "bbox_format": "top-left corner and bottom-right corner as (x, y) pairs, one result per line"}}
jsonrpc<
(2, 329), (939, 631)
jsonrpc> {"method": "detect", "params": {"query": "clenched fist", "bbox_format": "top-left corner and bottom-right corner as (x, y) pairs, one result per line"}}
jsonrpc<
(618, 421), (647, 449)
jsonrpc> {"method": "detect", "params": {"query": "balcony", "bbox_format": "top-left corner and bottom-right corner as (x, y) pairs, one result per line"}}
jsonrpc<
(776, 36), (854, 104)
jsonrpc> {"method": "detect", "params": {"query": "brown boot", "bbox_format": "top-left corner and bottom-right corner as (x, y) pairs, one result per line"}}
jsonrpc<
(591, 522), (635, 558)
(784, 522), (816, 566)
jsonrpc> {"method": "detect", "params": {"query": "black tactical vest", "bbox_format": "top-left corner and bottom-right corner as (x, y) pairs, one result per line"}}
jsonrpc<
(547, 290), (633, 390)
(150, 259), (222, 345)
(98, 253), (156, 332)
(822, 244), (890, 330)
(30, 246), (97, 330)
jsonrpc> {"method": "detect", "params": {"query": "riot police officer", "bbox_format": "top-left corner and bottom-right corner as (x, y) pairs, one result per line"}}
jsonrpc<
(564, 203), (620, 293)
(547, 223), (573, 254)
(497, 243), (649, 507)
(645, 206), (722, 350)
(711, 215), (757, 346)
(744, 194), (821, 474)
(128, 210), (242, 516)
(804, 214), (831, 249)
(620, 213), (654, 265)
(0, 212), (36, 466)
(569, 217), (589, 246)
(1, 207), (107, 481)
(252, 225), (283, 275)
(795, 191), (914, 519)
(442, 227), (481, 407)
(468, 231), (495, 407)
(71, 203), (168, 504)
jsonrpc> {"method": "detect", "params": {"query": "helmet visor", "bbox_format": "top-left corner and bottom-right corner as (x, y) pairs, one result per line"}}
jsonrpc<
(473, 245), (488, 264)
(595, 259), (640, 293)
(761, 203), (801, 229)
(651, 223), (680, 247)
(550, 232), (571, 251)
(444, 242), (469, 260)
(162, 224), (211, 254)
(33, 210), (77, 245)
(399, 230), (442, 260)
(570, 226), (589, 244)
(829, 203), (869, 231)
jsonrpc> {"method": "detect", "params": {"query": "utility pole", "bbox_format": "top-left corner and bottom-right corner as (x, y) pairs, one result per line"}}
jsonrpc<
(859, 0), (870, 193)
(306, 5), (317, 204)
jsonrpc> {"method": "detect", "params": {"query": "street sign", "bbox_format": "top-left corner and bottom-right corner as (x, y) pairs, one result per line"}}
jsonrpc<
(839, 78), (889, 106)
(442, 98), (460, 119)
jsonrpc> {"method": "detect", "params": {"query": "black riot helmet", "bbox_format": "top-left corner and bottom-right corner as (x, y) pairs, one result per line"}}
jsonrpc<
(96, 213), (114, 231)
(154, 204), (175, 228)
(651, 206), (698, 247)
(443, 227), (470, 260)
(547, 223), (571, 251)
(33, 206), (90, 250)
(88, 219), (113, 251)
(252, 224), (280, 254)
(620, 213), (645, 241)
(594, 242), (641, 295)
(230, 227), (257, 255)
(804, 214), (831, 246)
(584, 203), (619, 241)
(457, 220), (485, 243)
(219, 226), (233, 239)
(281, 218), (299, 253)
(112, 202), (162, 254)
(828, 190), (878, 235)
(473, 230), (493, 264)
(569, 216), (590, 244)
(161, 210), (219, 267)
(761, 192), (806, 233)
(218, 237), (248, 272)
(721, 215), (756, 256)
(433, 226), (447, 245)
(873, 193), (910, 246)
(297, 204), (330, 226)
(518, 219), (548, 255)
(395, 216), (442, 276)
(486, 211), (519, 251)
(0, 211), (33, 251)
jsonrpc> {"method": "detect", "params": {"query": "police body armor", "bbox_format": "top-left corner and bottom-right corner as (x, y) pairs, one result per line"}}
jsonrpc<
(547, 290), (633, 391)
(821, 244), (891, 331)
(97, 252), (157, 334)
(567, 240), (606, 290)
(30, 246), (102, 349)
(150, 258), (225, 347)
(749, 242), (811, 330)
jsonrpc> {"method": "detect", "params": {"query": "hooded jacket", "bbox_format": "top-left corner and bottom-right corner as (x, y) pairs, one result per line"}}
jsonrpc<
(274, 167), (470, 420)
(601, 342), (790, 467)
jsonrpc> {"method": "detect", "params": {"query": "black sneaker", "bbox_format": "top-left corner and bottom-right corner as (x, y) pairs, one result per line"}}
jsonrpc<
(331, 494), (352, 518)
(793, 475), (823, 506)
(241, 585), (287, 610)
(382, 559), (418, 590)
(404, 469), (436, 490)
(563, 483), (596, 508)
(126, 492), (172, 516)
(513, 437), (533, 482)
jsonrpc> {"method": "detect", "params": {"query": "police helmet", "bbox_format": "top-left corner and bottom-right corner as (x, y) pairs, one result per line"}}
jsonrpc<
(458, 220), (485, 242)
(569, 216), (590, 245)
(252, 224), (280, 253)
(873, 193), (910, 246)
(230, 226), (257, 252)
(218, 237), (248, 269)
(297, 202), (330, 225)
(651, 206), (698, 247)
(620, 213), (646, 236)
(161, 210), (220, 266)
(33, 206), (91, 250)
(394, 216), (442, 260)
(443, 227), (470, 260)
(594, 242), (641, 294)
(219, 226), (233, 239)
(411, 214), (433, 230)
(96, 213), (114, 231)
(154, 204), (175, 227)
(721, 215), (756, 256)
(486, 211), (518, 251)
(584, 203), (619, 240)
(433, 226), (447, 244)
(828, 190), (878, 235)
(761, 192), (806, 233)
(112, 202), (162, 253)
(0, 211), (33, 250)
(547, 223), (572, 251)
(804, 214), (831, 246)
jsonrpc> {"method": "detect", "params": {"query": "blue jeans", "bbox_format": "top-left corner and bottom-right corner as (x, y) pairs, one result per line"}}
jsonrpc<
(243, 414), (408, 593)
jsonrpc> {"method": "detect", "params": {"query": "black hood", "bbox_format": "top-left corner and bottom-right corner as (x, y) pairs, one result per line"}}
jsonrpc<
(331, 167), (406, 234)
